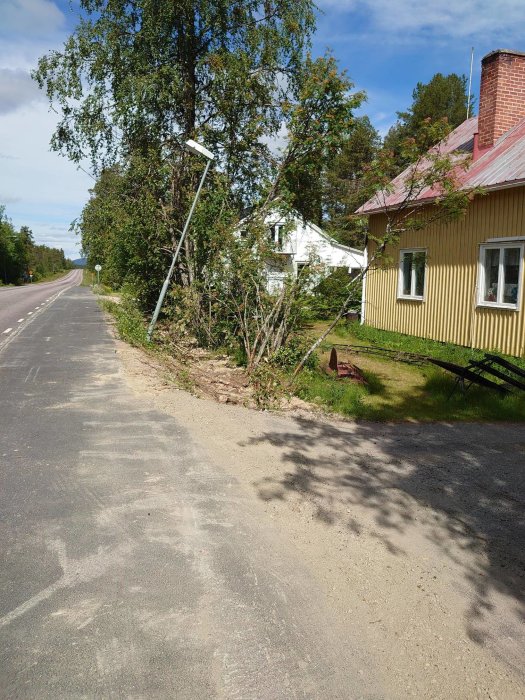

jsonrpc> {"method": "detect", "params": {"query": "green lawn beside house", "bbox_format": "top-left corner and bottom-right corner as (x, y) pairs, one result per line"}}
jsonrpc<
(295, 321), (525, 422)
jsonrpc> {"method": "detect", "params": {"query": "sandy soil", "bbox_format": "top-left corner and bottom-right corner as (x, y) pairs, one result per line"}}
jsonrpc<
(113, 336), (525, 699)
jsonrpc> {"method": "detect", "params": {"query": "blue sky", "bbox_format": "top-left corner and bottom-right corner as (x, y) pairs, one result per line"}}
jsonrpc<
(0, 0), (524, 258)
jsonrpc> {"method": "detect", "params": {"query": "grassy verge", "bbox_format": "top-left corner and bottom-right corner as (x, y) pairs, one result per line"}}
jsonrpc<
(94, 294), (525, 422)
(81, 269), (92, 286)
(98, 294), (201, 390)
(99, 297), (151, 348)
(293, 321), (525, 422)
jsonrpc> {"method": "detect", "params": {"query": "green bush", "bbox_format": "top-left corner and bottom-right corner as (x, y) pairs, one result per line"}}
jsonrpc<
(100, 295), (150, 348)
(272, 335), (319, 370)
(309, 267), (361, 319)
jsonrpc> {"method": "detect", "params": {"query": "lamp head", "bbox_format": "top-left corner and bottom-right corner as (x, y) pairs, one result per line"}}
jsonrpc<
(184, 139), (214, 161)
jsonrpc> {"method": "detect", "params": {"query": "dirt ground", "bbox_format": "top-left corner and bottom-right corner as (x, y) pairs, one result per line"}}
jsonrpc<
(114, 336), (524, 699)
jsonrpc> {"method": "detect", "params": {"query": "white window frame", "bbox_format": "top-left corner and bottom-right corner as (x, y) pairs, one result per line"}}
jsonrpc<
(270, 223), (285, 250)
(478, 242), (524, 310)
(397, 248), (427, 301)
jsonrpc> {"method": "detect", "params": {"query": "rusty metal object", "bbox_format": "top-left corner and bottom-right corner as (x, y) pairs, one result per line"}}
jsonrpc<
(327, 348), (367, 383)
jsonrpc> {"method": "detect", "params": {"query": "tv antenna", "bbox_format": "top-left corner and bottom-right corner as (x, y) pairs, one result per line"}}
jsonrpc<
(467, 47), (474, 119)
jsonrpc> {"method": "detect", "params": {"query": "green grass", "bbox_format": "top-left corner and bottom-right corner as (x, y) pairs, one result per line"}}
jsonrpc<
(333, 321), (525, 370)
(81, 269), (92, 286)
(99, 297), (151, 348)
(295, 369), (368, 417)
(293, 320), (525, 422)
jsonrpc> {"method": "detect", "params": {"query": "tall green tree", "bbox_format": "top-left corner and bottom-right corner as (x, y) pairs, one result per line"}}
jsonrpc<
(33, 0), (316, 192)
(0, 208), (71, 284)
(0, 206), (17, 284)
(277, 54), (364, 226)
(322, 115), (380, 247)
(34, 0), (321, 304)
(384, 73), (473, 174)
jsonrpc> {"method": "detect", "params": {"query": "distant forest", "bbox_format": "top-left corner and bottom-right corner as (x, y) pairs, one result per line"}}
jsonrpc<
(0, 205), (74, 285)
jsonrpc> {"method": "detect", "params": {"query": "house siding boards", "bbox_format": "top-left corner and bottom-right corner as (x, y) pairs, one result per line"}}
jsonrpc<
(365, 187), (525, 357)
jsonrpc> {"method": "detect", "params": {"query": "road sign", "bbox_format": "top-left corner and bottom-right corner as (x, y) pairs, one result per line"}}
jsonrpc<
(95, 264), (102, 271)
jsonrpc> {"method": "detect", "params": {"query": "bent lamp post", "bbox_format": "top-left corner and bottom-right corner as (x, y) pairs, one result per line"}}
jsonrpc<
(146, 139), (214, 341)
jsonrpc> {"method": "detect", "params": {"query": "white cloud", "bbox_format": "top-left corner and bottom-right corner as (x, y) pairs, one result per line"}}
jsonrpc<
(0, 68), (44, 114)
(0, 102), (92, 258)
(0, 1), (88, 258)
(0, 0), (65, 37)
(319, 0), (525, 42)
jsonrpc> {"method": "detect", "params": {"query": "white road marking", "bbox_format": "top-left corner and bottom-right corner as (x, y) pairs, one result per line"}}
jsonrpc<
(24, 366), (40, 383)
(35, 306), (40, 309)
(44, 337), (51, 342)
(27, 312), (32, 315)
(17, 318), (24, 323)
(3, 328), (12, 334)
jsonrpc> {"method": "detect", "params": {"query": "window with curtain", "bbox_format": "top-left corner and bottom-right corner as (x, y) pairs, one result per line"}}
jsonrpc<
(398, 249), (426, 300)
(479, 244), (523, 308)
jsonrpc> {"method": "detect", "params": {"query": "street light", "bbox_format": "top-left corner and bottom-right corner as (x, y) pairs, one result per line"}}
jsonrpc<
(147, 139), (214, 341)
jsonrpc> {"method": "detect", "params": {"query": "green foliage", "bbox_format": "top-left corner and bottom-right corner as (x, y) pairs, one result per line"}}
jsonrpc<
(33, 0), (316, 191)
(78, 158), (172, 308)
(173, 205), (317, 370)
(272, 334), (319, 370)
(295, 368), (367, 416)
(310, 267), (360, 319)
(384, 72), (472, 175)
(279, 53), (365, 224)
(322, 116), (380, 247)
(0, 206), (72, 284)
(250, 363), (286, 409)
(100, 295), (151, 348)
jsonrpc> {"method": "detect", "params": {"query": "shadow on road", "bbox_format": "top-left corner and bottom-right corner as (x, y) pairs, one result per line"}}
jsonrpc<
(244, 417), (525, 646)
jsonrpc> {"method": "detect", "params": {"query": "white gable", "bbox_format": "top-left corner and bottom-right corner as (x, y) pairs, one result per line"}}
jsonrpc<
(264, 211), (364, 271)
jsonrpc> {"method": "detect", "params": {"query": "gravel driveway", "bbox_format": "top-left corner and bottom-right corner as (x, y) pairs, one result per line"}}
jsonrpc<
(119, 337), (525, 699)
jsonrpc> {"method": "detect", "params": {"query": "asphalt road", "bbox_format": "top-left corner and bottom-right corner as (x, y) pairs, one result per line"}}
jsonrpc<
(0, 285), (379, 698)
(0, 269), (82, 350)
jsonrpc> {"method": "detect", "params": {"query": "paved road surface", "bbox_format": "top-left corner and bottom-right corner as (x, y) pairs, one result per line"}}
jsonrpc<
(0, 286), (379, 698)
(0, 270), (82, 349)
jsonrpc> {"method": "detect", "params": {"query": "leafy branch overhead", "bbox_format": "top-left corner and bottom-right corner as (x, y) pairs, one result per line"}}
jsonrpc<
(33, 1), (480, 388)
(33, 0), (317, 186)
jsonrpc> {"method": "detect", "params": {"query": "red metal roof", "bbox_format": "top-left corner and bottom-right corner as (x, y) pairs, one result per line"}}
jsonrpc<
(359, 115), (525, 214)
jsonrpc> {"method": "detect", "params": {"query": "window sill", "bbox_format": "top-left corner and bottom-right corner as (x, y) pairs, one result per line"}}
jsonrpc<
(477, 302), (519, 311)
(397, 295), (425, 302)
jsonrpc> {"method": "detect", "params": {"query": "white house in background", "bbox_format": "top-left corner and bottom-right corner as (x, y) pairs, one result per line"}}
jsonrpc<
(244, 210), (364, 292)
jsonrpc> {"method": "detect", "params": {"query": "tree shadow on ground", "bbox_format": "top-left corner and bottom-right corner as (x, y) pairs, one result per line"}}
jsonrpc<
(244, 417), (525, 650)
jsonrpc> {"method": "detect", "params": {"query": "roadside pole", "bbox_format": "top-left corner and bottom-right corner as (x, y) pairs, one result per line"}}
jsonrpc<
(147, 140), (214, 341)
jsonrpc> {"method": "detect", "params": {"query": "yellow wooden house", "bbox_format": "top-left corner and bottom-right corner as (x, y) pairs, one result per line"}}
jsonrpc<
(360, 49), (525, 358)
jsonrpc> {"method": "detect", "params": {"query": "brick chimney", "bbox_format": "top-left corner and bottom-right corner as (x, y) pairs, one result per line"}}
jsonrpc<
(478, 49), (525, 150)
